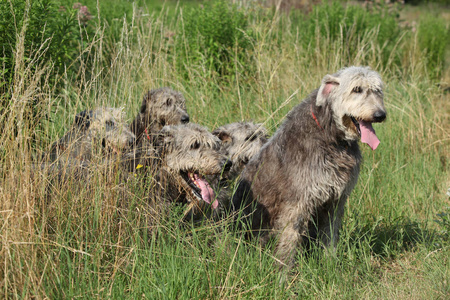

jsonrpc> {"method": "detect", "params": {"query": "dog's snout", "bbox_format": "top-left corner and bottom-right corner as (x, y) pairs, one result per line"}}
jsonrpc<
(373, 110), (386, 122)
(181, 115), (190, 124)
(223, 160), (232, 172)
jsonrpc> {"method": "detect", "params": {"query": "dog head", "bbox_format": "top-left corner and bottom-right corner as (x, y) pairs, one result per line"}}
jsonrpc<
(139, 87), (190, 132)
(316, 66), (386, 149)
(79, 108), (136, 156)
(213, 122), (268, 177)
(50, 107), (135, 162)
(153, 123), (232, 211)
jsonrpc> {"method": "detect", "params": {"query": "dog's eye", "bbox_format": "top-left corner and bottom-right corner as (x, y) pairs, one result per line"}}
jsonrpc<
(245, 135), (257, 142)
(352, 86), (362, 93)
(105, 120), (115, 130)
(191, 141), (200, 150)
(165, 98), (173, 106)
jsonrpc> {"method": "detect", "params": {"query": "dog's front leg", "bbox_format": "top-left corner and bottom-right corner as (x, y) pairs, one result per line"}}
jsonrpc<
(273, 207), (310, 268)
(317, 197), (347, 250)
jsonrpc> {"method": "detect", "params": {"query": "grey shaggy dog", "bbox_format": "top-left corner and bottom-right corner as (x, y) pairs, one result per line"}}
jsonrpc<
(128, 87), (190, 171)
(47, 107), (135, 164)
(130, 87), (190, 143)
(38, 107), (135, 189)
(213, 122), (268, 178)
(232, 66), (387, 266)
(150, 123), (232, 220)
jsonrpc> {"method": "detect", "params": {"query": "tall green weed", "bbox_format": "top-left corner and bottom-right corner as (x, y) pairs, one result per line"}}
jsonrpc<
(417, 15), (449, 78)
(0, 0), (94, 90)
(298, 1), (403, 69)
(176, 0), (254, 78)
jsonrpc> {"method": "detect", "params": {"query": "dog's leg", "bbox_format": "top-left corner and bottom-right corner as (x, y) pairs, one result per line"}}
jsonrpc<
(330, 197), (347, 248)
(274, 206), (310, 267)
(276, 226), (301, 266)
(316, 197), (347, 249)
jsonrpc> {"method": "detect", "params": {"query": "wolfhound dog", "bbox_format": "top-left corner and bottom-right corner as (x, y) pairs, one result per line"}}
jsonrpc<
(130, 87), (190, 143)
(47, 107), (135, 164)
(213, 122), (268, 178)
(37, 107), (135, 191)
(150, 123), (232, 219)
(128, 87), (190, 170)
(232, 66), (387, 266)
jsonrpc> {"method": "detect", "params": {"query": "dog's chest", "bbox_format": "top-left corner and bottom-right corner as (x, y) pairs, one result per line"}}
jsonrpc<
(321, 144), (361, 199)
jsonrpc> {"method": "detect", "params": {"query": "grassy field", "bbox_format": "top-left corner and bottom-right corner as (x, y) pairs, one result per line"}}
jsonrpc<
(0, 0), (449, 298)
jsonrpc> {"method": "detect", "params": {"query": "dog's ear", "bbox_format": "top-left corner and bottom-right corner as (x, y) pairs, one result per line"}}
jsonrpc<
(316, 74), (340, 106)
(140, 91), (153, 114)
(74, 110), (91, 131)
(212, 129), (232, 145)
(255, 123), (269, 139)
(139, 101), (147, 114)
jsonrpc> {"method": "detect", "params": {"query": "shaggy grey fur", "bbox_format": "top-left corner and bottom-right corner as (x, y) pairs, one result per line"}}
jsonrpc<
(232, 66), (387, 266)
(149, 123), (232, 220)
(213, 122), (268, 178)
(38, 107), (136, 194)
(47, 107), (135, 164)
(128, 87), (190, 171)
(130, 87), (190, 143)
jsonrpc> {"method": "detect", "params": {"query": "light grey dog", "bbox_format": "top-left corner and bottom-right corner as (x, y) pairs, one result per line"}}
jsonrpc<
(232, 66), (387, 267)
(213, 122), (268, 178)
(48, 107), (135, 163)
(150, 123), (232, 220)
(40, 107), (135, 185)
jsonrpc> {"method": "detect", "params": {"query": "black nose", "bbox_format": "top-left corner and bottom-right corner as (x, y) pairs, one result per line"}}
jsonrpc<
(223, 160), (232, 172)
(373, 110), (386, 122)
(181, 115), (190, 124)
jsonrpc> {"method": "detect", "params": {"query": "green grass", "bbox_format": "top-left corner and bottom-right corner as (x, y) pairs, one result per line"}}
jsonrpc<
(1, 1), (449, 299)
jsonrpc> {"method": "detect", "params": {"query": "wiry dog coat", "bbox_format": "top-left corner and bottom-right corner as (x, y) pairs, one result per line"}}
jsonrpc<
(232, 66), (387, 266)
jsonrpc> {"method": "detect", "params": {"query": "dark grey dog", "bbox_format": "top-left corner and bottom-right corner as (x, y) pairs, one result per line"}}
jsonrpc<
(213, 122), (268, 178)
(130, 87), (190, 143)
(128, 87), (190, 171)
(232, 66), (387, 266)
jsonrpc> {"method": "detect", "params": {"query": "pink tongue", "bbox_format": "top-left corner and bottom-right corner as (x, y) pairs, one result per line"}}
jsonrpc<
(359, 120), (380, 150)
(193, 174), (218, 209)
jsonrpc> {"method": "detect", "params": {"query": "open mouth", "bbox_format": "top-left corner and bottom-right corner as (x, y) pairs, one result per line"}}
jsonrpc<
(180, 171), (218, 209)
(350, 117), (361, 136)
(350, 117), (380, 150)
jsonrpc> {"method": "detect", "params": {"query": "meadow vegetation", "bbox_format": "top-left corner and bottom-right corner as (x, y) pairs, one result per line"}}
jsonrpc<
(0, 0), (449, 298)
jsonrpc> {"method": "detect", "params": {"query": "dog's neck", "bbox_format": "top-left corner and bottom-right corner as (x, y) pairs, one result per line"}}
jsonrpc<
(130, 114), (162, 142)
(310, 103), (323, 130)
(311, 97), (355, 147)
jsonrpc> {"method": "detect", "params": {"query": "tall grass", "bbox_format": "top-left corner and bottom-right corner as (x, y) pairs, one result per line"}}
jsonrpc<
(1, 2), (449, 299)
